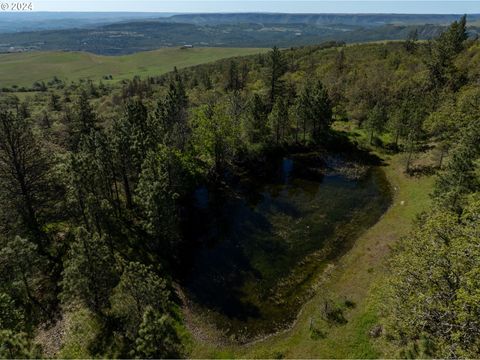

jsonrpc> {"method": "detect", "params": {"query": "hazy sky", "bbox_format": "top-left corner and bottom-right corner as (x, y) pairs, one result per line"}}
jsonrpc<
(30, 1), (480, 14)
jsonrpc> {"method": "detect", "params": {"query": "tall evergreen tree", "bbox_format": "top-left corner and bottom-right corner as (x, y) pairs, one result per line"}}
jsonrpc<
(297, 81), (333, 143)
(0, 109), (53, 253)
(268, 98), (289, 144)
(365, 103), (386, 145)
(134, 307), (183, 359)
(404, 28), (418, 53)
(226, 60), (241, 92)
(110, 261), (170, 339)
(427, 15), (468, 90)
(434, 118), (480, 211)
(0, 236), (50, 318)
(247, 94), (269, 144)
(60, 227), (118, 313)
(134, 146), (180, 253)
(112, 99), (151, 208)
(154, 76), (189, 149)
(68, 90), (97, 149)
(268, 46), (287, 107)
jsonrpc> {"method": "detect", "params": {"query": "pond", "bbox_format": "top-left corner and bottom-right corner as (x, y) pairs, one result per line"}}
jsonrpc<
(184, 153), (392, 341)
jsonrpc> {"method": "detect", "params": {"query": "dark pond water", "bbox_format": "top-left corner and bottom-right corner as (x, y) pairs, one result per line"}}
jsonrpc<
(185, 154), (391, 341)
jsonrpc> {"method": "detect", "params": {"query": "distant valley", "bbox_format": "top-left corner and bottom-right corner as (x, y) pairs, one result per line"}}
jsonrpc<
(1, 13), (479, 54)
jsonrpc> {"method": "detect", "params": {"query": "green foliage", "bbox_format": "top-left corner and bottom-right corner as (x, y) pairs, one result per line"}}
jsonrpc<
(404, 28), (418, 53)
(111, 99), (151, 208)
(134, 306), (184, 359)
(0, 109), (53, 250)
(134, 146), (180, 249)
(191, 101), (240, 176)
(296, 80), (333, 143)
(268, 98), (290, 144)
(386, 196), (480, 358)
(365, 104), (386, 145)
(110, 261), (170, 339)
(246, 93), (269, 144)
(433, 118), (480, 211)
(0, 293), (24, 331)
(0, 330), (40, 359)
(60, 227), (118, 312)
(154, 74), (189, 148)
(0, 236), (50, 319)
(68, 89), (97, 149)
(0, 15), (479, 359)
(268, 46), (287, 106)
(225, 60), (242, 92)
(426, 15), (468, 89)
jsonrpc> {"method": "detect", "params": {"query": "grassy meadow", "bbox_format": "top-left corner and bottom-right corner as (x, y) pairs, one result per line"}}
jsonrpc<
(0, 47), (268, 87)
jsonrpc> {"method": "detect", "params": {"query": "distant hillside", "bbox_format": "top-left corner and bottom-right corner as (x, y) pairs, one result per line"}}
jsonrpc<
(166, 13), (480, 26)
(1, 13), (479, 55)
(0, 12), (175, 33)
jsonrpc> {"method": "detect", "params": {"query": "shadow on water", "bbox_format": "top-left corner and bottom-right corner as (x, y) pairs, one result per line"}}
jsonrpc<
(181, 150), (392, 341)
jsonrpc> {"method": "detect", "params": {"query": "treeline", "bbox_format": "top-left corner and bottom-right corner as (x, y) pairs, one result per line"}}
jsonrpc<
(381, 17), (480, 358)
(386, 118), (480, 358)
(0, 15), (479, 358)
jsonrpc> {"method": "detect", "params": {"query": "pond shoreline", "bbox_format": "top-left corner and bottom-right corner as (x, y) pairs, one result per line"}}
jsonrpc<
(179, 146), (392, 346)
(186, 147), (434, 358)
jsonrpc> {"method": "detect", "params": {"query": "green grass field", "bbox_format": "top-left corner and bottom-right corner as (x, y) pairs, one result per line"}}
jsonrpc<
(0, 47), (268, 87)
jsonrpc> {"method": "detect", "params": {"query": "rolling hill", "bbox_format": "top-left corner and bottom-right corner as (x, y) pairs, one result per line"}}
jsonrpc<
(166, 13), (480, 26)
(0, 47), (268, 87)
(2, 13), (479, 55)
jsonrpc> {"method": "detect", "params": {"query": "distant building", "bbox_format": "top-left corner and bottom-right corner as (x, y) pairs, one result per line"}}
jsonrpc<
(7, 47), (24, 53)
(181, 45), (194, 49)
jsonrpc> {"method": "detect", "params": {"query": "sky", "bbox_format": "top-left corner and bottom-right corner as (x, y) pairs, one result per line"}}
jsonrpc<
(28, 1), (480, 14)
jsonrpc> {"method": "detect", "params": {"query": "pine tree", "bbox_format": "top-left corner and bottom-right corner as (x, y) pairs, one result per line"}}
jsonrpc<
(365, 103), (386, 145)
(434, 119), (480, 211)
(226, 60), (241, 92)
(48, 92), (61, 111)
(191, 102), (238, 177)
(0, 236), (49, 317)
(111, 99), (151, 208)
(0, 330), (40, 359)
(66, 131), (117, 233)
(0, 109), (53, 253)
(268, 98), (289, 144)
(427, 15), (468, 90)
(311, 80), (333, 141)
(404, 28), (418, 53)
(0, 293), (24, 331)
(335, 48), (346, 74)
(68, 89), (97, 149)
(247, 94), (269, 144)
(154, 76), (189, 149)
(297, 81), (333, 143)
(134, 307), (183, 359)
(135, 147), (180, 252)
(110, 261), (170, 339)
(268, 46), (287, 107)
(60, 227), (118, 313)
